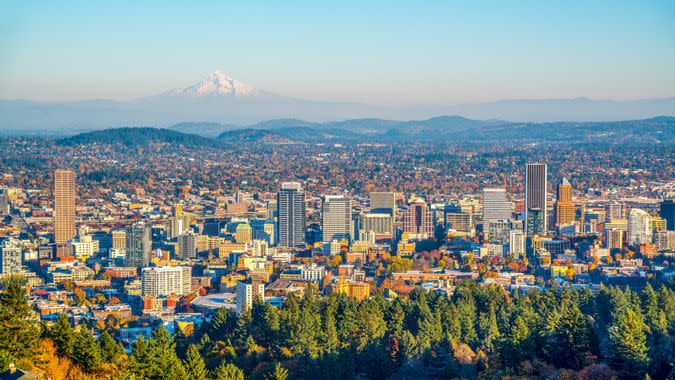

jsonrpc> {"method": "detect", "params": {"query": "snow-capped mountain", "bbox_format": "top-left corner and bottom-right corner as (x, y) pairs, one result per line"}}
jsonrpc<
(166, 71), (262, 97)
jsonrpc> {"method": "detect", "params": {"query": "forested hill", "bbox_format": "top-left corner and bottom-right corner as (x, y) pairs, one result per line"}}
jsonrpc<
(56, 127), (229, 149)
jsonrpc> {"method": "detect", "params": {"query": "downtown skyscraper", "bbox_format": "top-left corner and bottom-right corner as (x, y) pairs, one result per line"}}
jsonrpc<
(525, 163), (547, 235)
(125, 222), (152, 268)
(277, 182), (306, 248)
(483, 188), (511, 222)
(322, 195), (352, 243)
(54, 169), (76, 244)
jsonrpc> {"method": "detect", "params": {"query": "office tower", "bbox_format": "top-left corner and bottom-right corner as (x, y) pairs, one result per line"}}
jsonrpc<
(112, 230), (126, 250)
(525, 163), (547, 234)
(169, 215), (191, 240)
(486, 219), (512, 244)
(660, 200), (674, 231)
(277, 182), (306, 247)
(606, 229), (624, 251)
(444, 206), (474, 232)
(483, 188), (511, 222)
(652, 217), (667, 232)
(526, 208), (545, 236)
(403, 198), (434, 237)
(0, 239), (22, 275)
(251, 219), (275, 245)
(125, 222), (152, 268)
(555, 178), (575, 227)
(322, 195), (352, 243)
(361, 213), (394, 236)
(177, 232), (196, 259)
(509, 230), (526, 258)
(0, 190), (9, 216)
(236, 279), (265, 315)
(628, 208), (652, 246)
(370, 191), (396, 217)
(607, 202), (624, 221)
(266, 200), (278, 220)
(54, 169), (76, 244)
(141, 266), (191, 296)
(235, 223), (252, 244)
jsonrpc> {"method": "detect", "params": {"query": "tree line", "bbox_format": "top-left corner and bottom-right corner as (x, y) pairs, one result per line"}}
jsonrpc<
(1, 275), (674, 379)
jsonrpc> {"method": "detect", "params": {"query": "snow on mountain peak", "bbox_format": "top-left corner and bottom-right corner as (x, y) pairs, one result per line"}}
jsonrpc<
(169, 71), (259, 97)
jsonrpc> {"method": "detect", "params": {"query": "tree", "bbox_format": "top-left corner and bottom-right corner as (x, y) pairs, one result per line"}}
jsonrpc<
(71, 328), (102, 372)
(183, 344), (209, 380)
(126, 326), (188, 379)
(608, 308), (649, 378)
(47, 313), (74, 357)
(212, 362), (244, 380)
(265, 362), (288, 380)
(98, 330), (123, 364)
(0, 276), (39, 364)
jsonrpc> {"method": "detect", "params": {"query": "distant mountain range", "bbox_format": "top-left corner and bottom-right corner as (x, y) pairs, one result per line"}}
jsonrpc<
(1, 71), (674, 133)
(52, 116), (674, 147)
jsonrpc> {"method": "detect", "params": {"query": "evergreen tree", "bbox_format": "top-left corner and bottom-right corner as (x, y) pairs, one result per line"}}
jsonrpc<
(99, 330), (123, 364)
(265, 362), (288, 380)
(212, 362), (244, 380)
(126, 326), (188, 379)
(183, 344), (209, 380)
(71, 328), (102, 372)
(608, 308), (649, 378)
(478, 304), (500, 353)
(0, 276), (39, 363)
(47, 313), (74, 357)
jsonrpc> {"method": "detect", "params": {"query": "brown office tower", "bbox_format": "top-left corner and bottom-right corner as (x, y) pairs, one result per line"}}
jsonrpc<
(555, 178), (575, 227)
(525, 163), (547, 234)
(54, 169), (76, 244)
(403, 198), (434, 237)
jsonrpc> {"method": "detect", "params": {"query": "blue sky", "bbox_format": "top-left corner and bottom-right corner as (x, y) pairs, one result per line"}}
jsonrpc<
(1, 1), (673, 104)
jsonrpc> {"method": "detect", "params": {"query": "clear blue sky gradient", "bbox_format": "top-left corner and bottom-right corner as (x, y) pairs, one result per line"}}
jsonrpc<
(1, 1), (674, 104)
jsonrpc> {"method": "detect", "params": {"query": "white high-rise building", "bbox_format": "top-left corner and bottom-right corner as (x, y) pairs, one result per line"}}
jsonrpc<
(322, 195), (352, 243)
(483, 188), (511, 222)
(141, 266), (191, 297)
(0, 238), (22, 275)
(628, 208), (652, 246)
(361, 213), (394, 236)
(236, 279), (265, 315)
(509, 230), (526, 258)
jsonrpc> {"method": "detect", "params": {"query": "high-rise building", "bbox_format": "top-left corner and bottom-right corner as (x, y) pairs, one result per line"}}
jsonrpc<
(0, 239), (22, 275)
(277, 182), (306, 247)
(177, 232), (196, 259)
(483, 188), (511, 222)
(251, 219), (275, 245)
(526, 208), (545, 236)
(403, 198), (434, 238)
(486, 219), (512, 244)
(660, 200), (674, 231)
(126, 222), (152, 268)
(606, 229), (624, 251)
(628, 208), (652, 246)
(141, 266), (191, 297)
(607, 202), (624, 221)
(234, 223), (252, 244)
(54, 169), (76, 244)
(169, 215), (191, 240)
(236, 279), (265, 315)
(112, 230), (126, 250)
(322, 195), (352, 243)
(361, 213), (394, 236)
(555, 178), (575, 227)
(525, 163), (547, 234)
(509, 230), (526, 258)
(370, 191), (396, 217)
